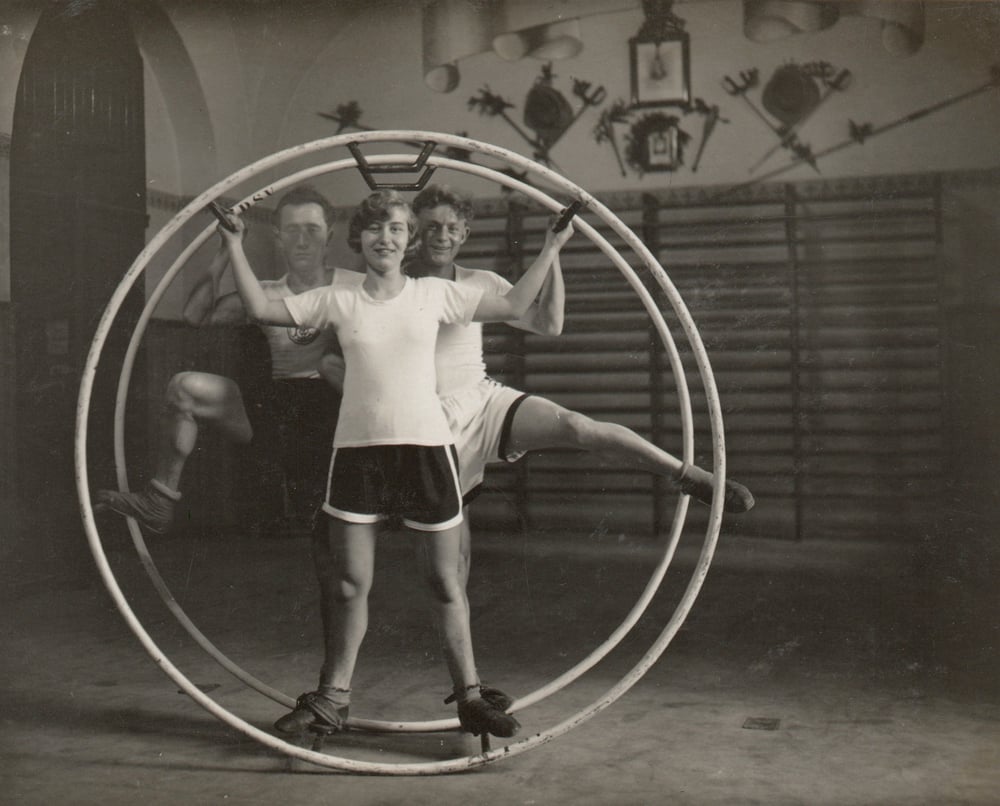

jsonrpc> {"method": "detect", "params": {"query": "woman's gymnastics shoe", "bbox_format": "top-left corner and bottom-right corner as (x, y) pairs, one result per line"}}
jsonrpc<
(93, 482), (177, 534)
(456, 696), (520, 739)
(273, 691), (349, 736)
(479, 684), (515, 712)
(445, 683), (514, 712)
(675, 463), (755, 514)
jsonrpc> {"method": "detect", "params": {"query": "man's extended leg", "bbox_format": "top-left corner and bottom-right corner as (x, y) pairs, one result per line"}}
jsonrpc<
(417, 524), (519, 739)
(94, 371), (254, 532)
(457, 509), (472, 590)
(274, 518), (374, 734)
(505, 396), (754, 513)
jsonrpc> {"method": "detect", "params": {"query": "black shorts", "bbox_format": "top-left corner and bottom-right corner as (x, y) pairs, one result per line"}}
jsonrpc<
(242, 377), (340, 518)
(245, 378), (339, 451)
(323, 444), (463, 532)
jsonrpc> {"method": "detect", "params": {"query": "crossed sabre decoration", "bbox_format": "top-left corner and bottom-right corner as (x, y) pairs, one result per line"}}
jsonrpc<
(593, 100), (632, 176)
(717, 63), (1000, 198)
(317, 101), (365, 134)
(318, 102), (429, 151)
(688, 98), (728, 172)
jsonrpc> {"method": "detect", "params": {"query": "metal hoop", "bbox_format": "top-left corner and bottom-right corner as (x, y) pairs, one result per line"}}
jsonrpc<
(76, 131), (726, 773)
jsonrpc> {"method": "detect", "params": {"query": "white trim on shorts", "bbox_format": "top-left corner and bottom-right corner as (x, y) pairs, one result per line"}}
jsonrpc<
(320, 445), (465, 532)
(402, 443), (464, 532)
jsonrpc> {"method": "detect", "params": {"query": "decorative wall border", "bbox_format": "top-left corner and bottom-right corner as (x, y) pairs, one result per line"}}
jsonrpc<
(147, 186), (357, 226)
(146, 188), (273, 224)
(470, 165), (1000, 217)
(2, 137), (992, 218)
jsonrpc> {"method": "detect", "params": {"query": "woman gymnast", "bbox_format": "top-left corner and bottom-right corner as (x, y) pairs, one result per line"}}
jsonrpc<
(220, 189), (574, 740)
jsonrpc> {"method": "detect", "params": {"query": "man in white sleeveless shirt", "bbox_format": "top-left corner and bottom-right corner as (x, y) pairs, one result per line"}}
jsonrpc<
(402, 185), (755, 579)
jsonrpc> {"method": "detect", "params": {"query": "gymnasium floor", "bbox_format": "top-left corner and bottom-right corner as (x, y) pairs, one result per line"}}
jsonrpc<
(2, 516), (998, 805)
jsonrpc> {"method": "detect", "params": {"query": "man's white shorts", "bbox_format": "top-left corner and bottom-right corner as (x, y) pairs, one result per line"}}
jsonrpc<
(439, 378), (529, 501)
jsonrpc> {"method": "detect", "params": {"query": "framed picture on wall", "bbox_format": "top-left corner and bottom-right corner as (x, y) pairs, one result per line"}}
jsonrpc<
(646, 125), (679, 170)
(629, 32), (691, 108)
(625, 113), (689, 176)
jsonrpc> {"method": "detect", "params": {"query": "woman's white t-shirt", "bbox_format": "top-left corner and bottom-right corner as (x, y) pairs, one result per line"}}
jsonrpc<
(283, 275), (482, 448)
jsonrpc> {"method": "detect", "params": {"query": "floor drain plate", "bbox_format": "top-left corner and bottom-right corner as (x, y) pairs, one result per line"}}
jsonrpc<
(742, 717), (781, 731)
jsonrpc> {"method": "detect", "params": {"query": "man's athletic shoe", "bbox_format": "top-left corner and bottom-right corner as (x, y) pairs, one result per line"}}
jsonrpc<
(93, 482), (177, 534)
(456, 696), (520, 739)
(273, 691), (349, 736)
(675, 463), (755, 514)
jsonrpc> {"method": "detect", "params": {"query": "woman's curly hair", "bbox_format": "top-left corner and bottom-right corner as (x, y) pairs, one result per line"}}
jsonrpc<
(347, 190), (418, 254)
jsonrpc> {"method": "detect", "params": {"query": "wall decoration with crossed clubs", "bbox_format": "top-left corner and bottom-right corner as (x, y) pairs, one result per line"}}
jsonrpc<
(717, 63), (1000, 198)
(721, 61), (853, 175)
(592, 0), (727, 178)
(594, 97), (727, 177)
(467, 63), (606, 169)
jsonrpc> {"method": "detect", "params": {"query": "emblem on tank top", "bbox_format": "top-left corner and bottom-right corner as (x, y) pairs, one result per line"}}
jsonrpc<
(287, 326), (320, 345)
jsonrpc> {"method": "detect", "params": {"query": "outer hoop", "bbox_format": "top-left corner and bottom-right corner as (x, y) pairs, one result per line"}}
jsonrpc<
(76, 131), (726, 773)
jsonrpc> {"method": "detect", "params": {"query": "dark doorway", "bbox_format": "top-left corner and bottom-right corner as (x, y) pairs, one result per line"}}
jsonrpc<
(11, 0), (147, 555)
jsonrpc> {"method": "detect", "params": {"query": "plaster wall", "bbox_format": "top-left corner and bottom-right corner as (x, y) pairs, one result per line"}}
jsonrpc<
(274, 1), (1000, 199)
(142, 0), (1000, 318)
(1, 1), (998, 308)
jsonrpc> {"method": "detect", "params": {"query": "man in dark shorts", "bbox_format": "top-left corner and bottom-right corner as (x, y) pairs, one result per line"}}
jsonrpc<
(94, 185), (344, 536)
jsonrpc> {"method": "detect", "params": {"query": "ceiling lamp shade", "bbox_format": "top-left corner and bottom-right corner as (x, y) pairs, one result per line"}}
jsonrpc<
(422, 0), (638, 92)
(743, 0), (924, 56)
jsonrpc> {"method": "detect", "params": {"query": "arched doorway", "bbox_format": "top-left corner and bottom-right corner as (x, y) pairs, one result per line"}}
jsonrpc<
(11, 0), (147, 549)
